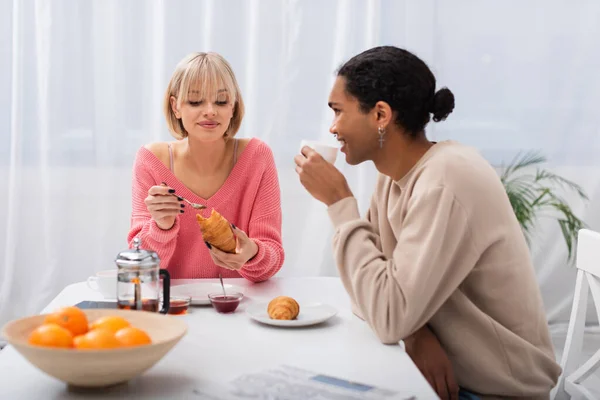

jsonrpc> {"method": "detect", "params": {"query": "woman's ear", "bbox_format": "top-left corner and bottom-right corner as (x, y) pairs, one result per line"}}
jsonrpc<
(170, 96), (181, 119)
(374, 101), (393, 129)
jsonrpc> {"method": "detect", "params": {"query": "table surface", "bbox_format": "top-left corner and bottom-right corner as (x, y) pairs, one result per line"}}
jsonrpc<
(0, 277), (437, 399)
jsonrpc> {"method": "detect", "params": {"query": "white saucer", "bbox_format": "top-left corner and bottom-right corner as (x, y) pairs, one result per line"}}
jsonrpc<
(246, 302), (338, 327)
(171, 282), (244, 305)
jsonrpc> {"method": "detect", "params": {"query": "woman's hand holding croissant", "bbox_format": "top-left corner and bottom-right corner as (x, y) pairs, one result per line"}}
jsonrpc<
(205, 225), (258, 271)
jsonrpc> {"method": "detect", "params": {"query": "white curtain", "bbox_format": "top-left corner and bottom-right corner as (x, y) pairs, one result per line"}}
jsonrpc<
(2, 0), (600, 330)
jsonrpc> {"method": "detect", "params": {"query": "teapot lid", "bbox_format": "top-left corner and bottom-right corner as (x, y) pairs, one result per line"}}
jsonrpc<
(115, 237), (160, 269)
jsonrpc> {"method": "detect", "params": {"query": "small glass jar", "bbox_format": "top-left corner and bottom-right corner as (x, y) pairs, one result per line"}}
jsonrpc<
(114, 237), (170, 313)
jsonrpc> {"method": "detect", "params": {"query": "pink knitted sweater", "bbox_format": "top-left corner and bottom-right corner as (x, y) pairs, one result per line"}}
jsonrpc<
(127, 138), (284, 282)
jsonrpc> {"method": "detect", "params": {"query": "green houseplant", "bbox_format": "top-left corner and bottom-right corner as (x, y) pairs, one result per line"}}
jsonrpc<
(499, 151), (588, 260)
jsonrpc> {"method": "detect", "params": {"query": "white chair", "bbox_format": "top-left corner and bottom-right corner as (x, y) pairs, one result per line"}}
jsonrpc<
(552, 229), (600, 400)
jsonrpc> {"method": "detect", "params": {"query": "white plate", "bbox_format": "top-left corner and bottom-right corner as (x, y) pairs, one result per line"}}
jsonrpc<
(171, 282), (244, 305)
(246, 302), (338, 327)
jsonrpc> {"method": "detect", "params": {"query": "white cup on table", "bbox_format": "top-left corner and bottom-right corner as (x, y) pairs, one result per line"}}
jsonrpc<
(86, 269), (117, 299)
(299, 140), (339, 164)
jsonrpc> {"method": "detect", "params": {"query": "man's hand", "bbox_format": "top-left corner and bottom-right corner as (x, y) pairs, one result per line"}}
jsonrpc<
(294, 146), (353, 206)
(404, 326), (459, 400)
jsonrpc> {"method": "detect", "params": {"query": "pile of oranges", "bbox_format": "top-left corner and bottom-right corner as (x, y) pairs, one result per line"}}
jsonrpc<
(28, 307), (152, 350)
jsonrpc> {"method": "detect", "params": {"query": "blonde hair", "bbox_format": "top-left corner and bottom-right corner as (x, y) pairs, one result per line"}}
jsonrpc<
(163, 52), (245, 140)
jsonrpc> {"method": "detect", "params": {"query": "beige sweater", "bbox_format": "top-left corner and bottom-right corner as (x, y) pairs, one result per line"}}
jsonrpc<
(327, 141), (561, 399)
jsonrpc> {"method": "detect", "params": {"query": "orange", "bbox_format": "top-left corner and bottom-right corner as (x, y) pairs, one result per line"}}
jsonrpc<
(73, 329), (121, 350)
(89, 316), (130, 333)
(44, 306), (89, 336)
(28, 323), (74, 348)
(115, 327), (152, 347)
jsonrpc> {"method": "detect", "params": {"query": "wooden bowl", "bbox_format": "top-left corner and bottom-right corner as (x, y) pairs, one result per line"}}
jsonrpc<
(1, 309), (187, 387)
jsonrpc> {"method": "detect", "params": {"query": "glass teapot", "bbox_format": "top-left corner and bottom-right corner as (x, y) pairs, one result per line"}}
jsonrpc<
(114, 237), (170, 314)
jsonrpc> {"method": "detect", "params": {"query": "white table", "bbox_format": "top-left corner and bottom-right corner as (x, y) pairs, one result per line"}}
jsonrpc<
(0, 277), (437, 399)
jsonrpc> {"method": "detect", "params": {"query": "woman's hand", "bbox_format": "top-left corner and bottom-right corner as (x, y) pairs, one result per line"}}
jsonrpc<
(294, 146), (353, 206)
(144, 183), (183, 230)
(205, 225), (258, 270)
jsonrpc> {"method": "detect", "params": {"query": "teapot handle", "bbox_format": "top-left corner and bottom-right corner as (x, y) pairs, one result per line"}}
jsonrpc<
(159, 269), (170, 314)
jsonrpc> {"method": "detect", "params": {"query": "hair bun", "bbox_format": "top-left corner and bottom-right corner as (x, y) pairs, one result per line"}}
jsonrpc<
(431, 87), (455, 122)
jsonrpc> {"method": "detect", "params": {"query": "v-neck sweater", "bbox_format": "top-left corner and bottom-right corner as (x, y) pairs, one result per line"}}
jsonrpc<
(127, 138), (285, 282)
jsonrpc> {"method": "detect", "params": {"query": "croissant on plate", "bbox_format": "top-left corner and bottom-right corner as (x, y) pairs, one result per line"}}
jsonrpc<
(195, 209), (236, 253)
(267, 296), (300, 320)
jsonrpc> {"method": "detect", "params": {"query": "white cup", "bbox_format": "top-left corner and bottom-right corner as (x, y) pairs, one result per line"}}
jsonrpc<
(299, 140), (339, 164)
(86, 269), (118, 299)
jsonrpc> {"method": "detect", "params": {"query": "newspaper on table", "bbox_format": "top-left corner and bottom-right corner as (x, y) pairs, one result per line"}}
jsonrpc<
(192, 365), (418, 400)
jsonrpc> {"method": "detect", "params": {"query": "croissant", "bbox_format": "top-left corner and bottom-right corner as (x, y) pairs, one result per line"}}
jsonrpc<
(195, 209), (236, 253)
(267, 296), (300, 320)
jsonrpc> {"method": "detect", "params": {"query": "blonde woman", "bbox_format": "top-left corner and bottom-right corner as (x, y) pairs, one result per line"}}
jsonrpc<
(128, 52), (284, 282)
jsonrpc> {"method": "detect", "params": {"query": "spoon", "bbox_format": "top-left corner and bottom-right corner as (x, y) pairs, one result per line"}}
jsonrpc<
(161, 182), (206, 210)
(174, 194), (206, 210)
(218, 273), (227, 298)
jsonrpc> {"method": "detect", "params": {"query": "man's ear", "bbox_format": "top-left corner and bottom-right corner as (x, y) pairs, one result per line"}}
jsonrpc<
(374, 100), (393, 129)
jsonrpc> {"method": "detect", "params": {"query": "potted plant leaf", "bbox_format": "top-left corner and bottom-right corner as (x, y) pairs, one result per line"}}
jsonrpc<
(499, 151), (588, 260)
